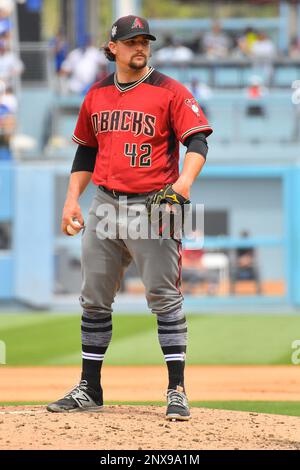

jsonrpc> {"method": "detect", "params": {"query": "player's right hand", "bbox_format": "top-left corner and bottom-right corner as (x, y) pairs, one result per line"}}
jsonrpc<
(61, 198), (85, 236)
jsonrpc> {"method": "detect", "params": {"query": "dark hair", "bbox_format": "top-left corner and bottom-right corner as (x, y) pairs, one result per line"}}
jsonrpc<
(102, 43), (116, 62)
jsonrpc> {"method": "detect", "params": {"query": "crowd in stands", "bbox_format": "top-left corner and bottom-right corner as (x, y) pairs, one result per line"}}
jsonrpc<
(152, 23), (293, 86)
(0, 0), (23, 154)
(48, 20), (300, 96)
(153, 22), (300, 63)
(153, 22), (280, 63)
(50, 32), (107, 95)
(289, 37), (300, 59)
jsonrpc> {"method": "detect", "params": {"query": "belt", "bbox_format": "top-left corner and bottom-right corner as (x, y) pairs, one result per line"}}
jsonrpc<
(98, 185), (151, 199)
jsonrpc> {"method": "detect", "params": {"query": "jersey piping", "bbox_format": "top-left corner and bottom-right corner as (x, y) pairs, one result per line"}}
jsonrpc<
(72, 134), (89, 146)
(181, 125), (213, 141)
(114, 66), (155, 92)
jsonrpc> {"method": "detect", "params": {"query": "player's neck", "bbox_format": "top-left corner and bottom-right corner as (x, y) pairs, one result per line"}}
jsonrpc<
(115, 65), (150, 84)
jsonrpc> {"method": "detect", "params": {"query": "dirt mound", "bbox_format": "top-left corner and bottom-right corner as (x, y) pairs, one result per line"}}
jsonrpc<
(1, 405), (300, 450)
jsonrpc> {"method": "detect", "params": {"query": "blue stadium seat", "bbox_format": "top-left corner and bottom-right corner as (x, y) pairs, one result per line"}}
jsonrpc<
(157, 67), (181, 81)
(214, 68), (241, 87)
(209, 105), (234, 142)
(273, 67), (299, 87)
(184, 67), (210, 83)
(265, 104), (294, 141)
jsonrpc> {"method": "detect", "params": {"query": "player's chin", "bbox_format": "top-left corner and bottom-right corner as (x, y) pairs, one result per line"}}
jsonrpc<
(129, 57), (147, 70)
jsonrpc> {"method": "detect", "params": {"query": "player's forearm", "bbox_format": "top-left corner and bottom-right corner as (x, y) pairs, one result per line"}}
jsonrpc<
(172, 152), (206, 199)
(66, 171), (92, 201)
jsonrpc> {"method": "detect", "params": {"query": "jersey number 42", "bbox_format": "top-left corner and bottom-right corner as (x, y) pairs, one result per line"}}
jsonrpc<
(124, 143), (152, 167)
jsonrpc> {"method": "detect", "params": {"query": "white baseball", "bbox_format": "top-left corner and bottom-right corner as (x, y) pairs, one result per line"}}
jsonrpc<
(66, 219), (82, 236)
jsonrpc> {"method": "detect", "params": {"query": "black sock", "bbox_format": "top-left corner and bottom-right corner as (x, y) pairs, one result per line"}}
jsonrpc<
(81, 345), (108, 394)
(166, 360), (185, 391)
(160, 346), (186, 391)
(81, 359), (103, 394)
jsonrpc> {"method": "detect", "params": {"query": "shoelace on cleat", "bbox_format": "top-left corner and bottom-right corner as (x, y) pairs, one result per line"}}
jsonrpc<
(65, 380), (89, 399)
(167, 390), (188, 409)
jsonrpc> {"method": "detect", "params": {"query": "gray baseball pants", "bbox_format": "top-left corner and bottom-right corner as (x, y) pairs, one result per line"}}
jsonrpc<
(79, 186), (184, 316)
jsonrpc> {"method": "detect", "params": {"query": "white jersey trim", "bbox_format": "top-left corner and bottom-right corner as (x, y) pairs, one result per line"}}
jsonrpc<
(181, 125), (213, 141)
(72, 134), (88, 146)
(114, 67), (155, 93)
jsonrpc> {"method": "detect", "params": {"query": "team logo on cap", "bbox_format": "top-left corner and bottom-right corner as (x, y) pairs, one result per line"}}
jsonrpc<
(111, 25), (117, 37)
(185, 98), (201, 117)
(131, 17), (143, 29)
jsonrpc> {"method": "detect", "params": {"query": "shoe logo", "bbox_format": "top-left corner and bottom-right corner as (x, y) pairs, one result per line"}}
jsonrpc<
(72, 390), (93, 408)
(76, 394), (90, 407)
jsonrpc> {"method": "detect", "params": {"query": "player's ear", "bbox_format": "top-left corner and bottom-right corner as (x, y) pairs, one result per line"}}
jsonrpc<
(103, 41), (117, 62)
(108, 40), (117, 54)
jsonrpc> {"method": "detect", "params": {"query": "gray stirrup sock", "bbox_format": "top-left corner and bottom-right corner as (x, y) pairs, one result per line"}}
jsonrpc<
(156, 308), (187, 390)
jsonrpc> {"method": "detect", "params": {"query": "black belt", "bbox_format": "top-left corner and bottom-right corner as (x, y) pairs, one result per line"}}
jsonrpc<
(99, 185), (151, 199)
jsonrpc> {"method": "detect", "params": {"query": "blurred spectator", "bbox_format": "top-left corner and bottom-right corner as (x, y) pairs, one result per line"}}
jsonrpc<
(289, 37), (300, 59)
(0, 0), (13, 14)
(0, 0), (12, 39)
(182, 247), (219, 296)
(245, 75), (267, 100)
(230, 230), (261, 295)
(187, 33), (204, 55)
(187, 77), (212, 100)
(49, 30), (69, 73)
(154, 36), (194, 63)
(182, 230), (219, 295)
(0, 12), (11, 39)
(292, 82), (300, 142)
(185, 78), (212, 116)
(251, 32), (276, 60)
(0, 38), (24, 88)
(154, 35), (176, 62)
(181, 246), (206, 294)
(244, 75), (268, 118)
(171, 39), (194, 63)
(202, 21), (231, 59)
(60, 34), (107, 94)
(0, 79), (17, 147)
(237, 27), (258, 57)
(0, 222), (10, 248)
(250, 32), (276, 84)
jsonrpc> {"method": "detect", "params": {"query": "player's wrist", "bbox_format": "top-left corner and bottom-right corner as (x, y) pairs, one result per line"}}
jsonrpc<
(172, 178), (192, 199)
(66, 193), (79, 204)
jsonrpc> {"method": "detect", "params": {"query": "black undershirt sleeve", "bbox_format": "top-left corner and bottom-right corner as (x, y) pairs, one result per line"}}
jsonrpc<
(71, 145), (97, 173)
(71, 130), (207, 174)
(183, 132), (208, 159)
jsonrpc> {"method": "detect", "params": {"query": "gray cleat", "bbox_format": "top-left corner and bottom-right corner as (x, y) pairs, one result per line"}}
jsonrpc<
(166, 386), (190, 421)
(47, 380), (103, 413)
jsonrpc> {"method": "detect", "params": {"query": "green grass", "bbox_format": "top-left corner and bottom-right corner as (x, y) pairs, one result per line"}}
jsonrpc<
(0, 313), (300, 365)
(191, 401), (300, 417)
(1, 401), (300, 417)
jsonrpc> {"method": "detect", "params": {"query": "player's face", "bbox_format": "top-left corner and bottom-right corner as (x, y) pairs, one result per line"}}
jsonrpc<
(110, 35), (151, 70)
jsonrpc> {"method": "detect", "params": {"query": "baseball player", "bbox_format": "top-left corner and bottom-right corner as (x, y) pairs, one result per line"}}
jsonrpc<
(47, 15), (213, 421)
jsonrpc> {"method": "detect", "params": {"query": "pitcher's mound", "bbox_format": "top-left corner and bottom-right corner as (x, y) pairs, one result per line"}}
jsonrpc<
(1, 405), (300, 450)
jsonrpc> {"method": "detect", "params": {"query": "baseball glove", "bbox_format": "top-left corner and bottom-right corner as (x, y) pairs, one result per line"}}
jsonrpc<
(145, 184), (191, 238)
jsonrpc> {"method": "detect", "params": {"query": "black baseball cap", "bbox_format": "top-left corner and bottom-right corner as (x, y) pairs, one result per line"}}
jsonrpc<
(110, 15), (156, 42)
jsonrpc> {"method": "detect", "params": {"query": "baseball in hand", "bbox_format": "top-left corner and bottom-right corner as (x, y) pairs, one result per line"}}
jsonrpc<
(66, 218), (82, 236)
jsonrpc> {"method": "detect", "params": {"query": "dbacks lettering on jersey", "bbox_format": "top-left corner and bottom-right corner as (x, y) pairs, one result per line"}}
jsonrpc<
(91, 110), (156, 137)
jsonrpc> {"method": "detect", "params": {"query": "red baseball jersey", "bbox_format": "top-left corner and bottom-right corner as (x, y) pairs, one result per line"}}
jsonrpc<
(72, 67), (213, 193)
